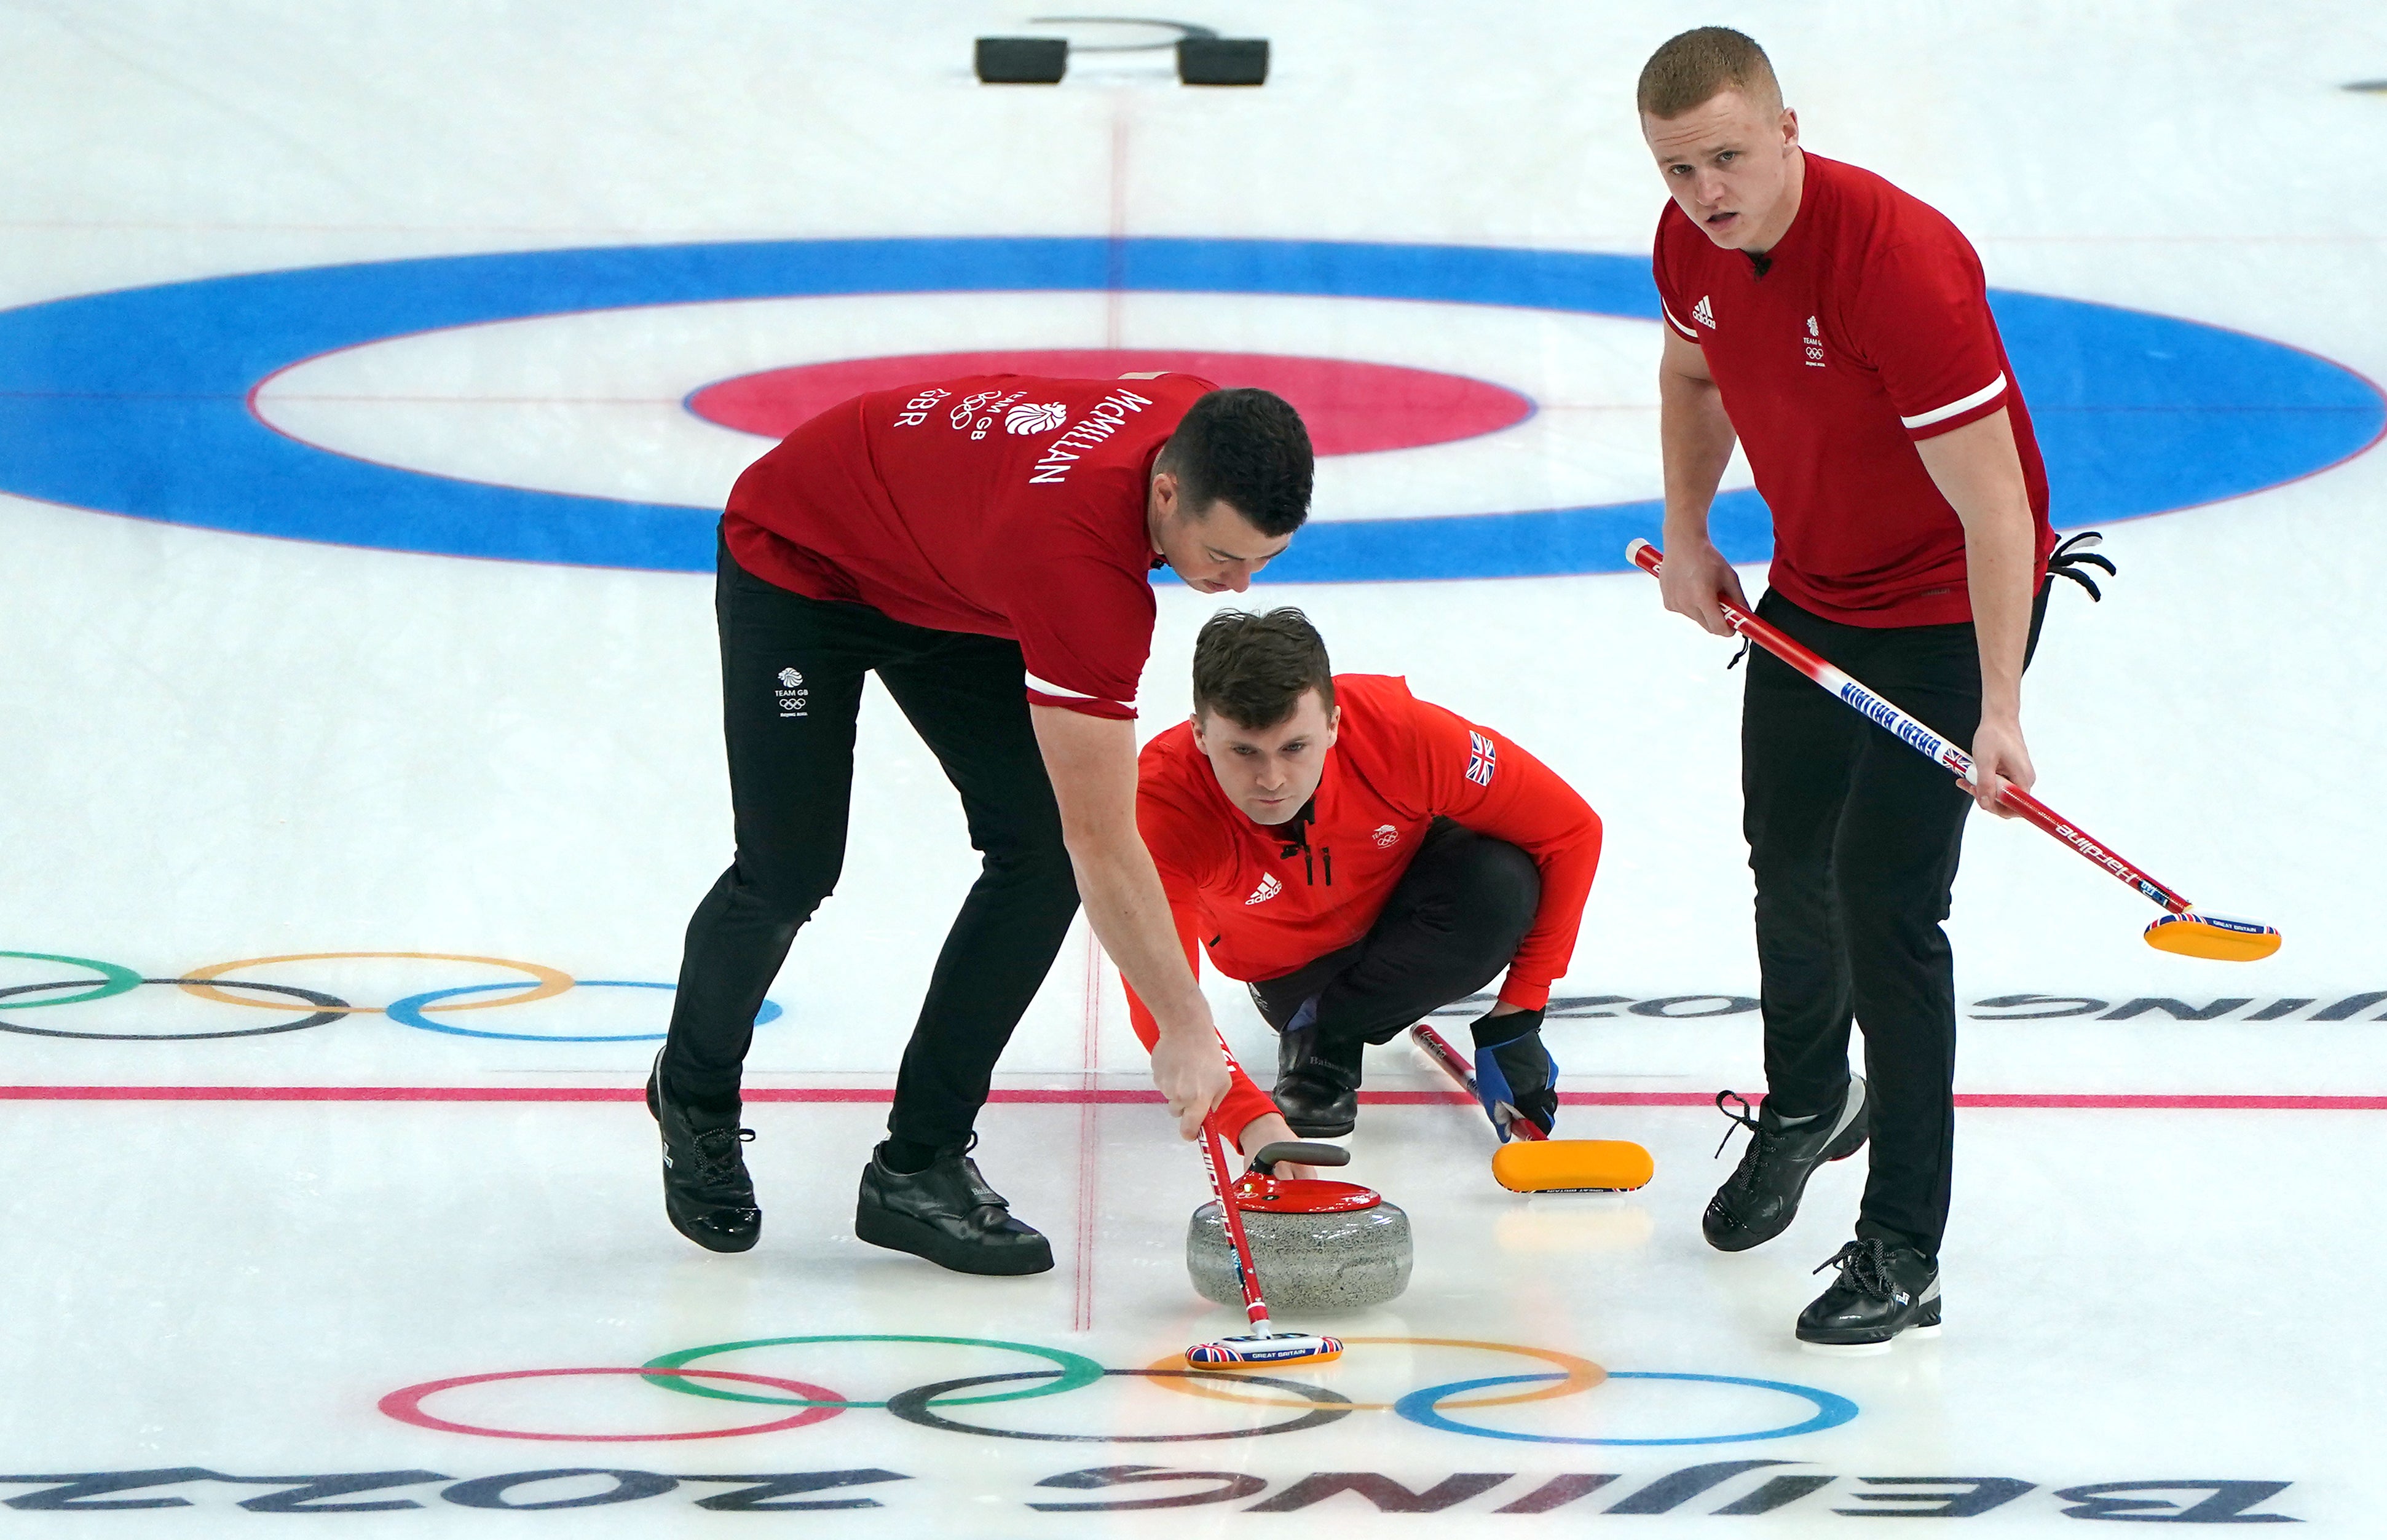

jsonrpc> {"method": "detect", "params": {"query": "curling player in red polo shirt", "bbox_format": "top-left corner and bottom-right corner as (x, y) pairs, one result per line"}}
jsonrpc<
(1637, 28), (2109, 1348)
(1121, 608), (1604, 1154)
(650, 374), (1312, 1274)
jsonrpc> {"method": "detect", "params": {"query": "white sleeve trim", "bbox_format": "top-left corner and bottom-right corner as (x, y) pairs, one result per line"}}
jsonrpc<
(1025, 671), (1094, 699)
(1660, 302), (1699, 341)
(1901, 373), (2007, 430)
(1026, 670), (1129, 708)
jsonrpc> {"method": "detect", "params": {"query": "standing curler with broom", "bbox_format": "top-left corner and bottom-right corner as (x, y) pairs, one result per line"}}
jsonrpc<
(1636, 26), (2101, 1349)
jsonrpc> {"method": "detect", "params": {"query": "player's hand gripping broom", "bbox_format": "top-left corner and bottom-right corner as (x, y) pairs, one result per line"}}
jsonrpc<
(1409, 1022), (1655, 1192)
(1627, 538), (2279, 962)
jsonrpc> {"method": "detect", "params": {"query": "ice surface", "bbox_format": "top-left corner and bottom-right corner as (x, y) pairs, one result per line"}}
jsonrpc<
(1, 2), (2380, 1531)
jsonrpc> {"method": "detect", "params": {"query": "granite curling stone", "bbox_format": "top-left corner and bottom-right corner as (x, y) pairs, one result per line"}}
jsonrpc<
(1186, 1142), (1412, 1311)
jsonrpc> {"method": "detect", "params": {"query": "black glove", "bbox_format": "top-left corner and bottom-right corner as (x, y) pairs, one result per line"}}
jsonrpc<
(1467, 1006), (1556, 1139)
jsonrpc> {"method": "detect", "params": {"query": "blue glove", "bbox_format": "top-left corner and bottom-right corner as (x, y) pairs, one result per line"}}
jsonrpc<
(1468, 1006), (1555, 1140)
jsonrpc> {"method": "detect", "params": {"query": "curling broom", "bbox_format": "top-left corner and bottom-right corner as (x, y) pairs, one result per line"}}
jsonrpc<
(1182, 1113), (1343, 1368)
(1410, 1021), (1655, 1193)
(1627, 538), (2279, 962)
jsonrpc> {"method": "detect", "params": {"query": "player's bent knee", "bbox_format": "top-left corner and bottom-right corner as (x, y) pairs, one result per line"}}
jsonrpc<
(1482, 837), (1543, 915)
(988, 833), (1076, 887)
(969, 803), (1071, 866)
(977, 848), (1081, 931)
(756, 885), (838, 928)
(1454, 837), (1542, 948)
(727, 858), (841, 926)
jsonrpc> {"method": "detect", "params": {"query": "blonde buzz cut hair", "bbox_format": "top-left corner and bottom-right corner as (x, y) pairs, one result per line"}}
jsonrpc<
(1636, 26), (1781, 121)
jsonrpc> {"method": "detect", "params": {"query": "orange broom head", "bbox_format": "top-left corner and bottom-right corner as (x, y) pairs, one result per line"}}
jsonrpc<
(1185, 1333), (1343, 1368)
(1493, 1138), (1655, 1193)
(2143, 912), (2281, 963)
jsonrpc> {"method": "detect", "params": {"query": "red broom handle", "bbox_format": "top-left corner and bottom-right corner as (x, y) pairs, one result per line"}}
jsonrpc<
(1197, 1116), (1271, 1330)
(1627, 539), (2197, 917)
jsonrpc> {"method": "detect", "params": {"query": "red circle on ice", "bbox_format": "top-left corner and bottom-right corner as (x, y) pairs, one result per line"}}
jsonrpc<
(378, 1367), (847, 1442)
(685, 349), (1535, 456)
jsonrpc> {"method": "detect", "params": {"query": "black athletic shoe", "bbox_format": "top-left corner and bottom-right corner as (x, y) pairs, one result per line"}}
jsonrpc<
(1273, 1021), (1362, 1137)
(854, 1135), (1053, 1276)
(1702, 1076), (1868, 1252)
(647, 1051), (760, 1254)
(1796, 1238), (1943, 1349)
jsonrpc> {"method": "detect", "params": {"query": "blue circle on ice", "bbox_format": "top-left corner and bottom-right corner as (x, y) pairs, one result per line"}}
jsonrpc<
(1394, 1370), (1859, 1445)
(0, 237), (2375, 582)
(384, 978), (781, 1043)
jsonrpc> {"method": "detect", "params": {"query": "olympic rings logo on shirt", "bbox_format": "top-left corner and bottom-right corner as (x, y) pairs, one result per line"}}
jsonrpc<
(0, 950), (783, 1044)
(377, 1335), (1858, 1447)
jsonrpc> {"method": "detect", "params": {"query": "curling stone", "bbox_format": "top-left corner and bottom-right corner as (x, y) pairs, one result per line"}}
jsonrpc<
(1186, 1142), (1411, 1311)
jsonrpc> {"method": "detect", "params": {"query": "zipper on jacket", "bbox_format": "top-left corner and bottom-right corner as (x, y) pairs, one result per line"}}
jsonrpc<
(1277, 797), (1324, 886)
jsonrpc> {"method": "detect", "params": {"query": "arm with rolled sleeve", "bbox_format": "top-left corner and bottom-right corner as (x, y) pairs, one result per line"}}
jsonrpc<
(1006, 549), (1234, 1135)
(1008, 551), (1154, 720)
(1848, 237), (2041, 814)
(1651, 219), (1753, 636)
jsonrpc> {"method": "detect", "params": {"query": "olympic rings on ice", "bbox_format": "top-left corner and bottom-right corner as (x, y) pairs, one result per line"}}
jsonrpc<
(180, 952), (573, 1016)
(885, 1369), (1354, 1442)
(641, 1334), (1105, 1409)
(1392, 1370), (1860, 1445)
(0, 976), (348, 1041)
(0, 948), (785, 1042)
(0, 951), (141, 1009)
(1141, 1336), (1604, 1412)
(378, 1367), (846, 1442)
(387, 979), (781, 1043)
(385, 1337), (1853, 1447)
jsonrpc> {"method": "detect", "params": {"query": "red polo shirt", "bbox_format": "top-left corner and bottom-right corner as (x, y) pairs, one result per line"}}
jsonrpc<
(1124, 674), (1604, 1140)
(1653, 152), (2056, 626)
(724, 372), (1217, 719)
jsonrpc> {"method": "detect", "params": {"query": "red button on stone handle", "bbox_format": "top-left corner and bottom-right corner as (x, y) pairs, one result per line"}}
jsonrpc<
(1231, 1174), (1381, 1214)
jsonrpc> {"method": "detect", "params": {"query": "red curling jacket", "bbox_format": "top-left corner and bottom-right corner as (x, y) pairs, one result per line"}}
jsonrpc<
(1126, 674), (1603, 1140)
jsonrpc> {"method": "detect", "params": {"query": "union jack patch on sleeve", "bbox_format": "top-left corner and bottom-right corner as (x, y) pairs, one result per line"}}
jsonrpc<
(1466, 731), (1497, 788)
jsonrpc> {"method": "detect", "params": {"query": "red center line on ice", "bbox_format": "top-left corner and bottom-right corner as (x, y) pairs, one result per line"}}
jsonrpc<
(1072, 931), (1107, 1333)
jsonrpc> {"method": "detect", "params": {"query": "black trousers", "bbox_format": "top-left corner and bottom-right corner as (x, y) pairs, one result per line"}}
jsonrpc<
(1247, 819), (1541, 1052)
(1743, 583), (2048, 1262)
(660, 529), (1080, 1150)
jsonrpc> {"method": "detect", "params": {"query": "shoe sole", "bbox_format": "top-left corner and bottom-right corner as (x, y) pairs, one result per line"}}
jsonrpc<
(1702, 1084), (1871, 1253)
(1283, 1112), (1357, 1139)
(854, 1203), (1055, 1276)
(1797, 1323), (1941, 1356)
(1797, 1300), (1942, 1354)
(666, 1201), (760, 1254)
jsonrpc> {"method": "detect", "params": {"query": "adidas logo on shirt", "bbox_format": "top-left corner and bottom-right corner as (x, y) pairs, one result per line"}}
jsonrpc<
(1692, 295), (1715, 329)
(1245, 873), (1282, 906)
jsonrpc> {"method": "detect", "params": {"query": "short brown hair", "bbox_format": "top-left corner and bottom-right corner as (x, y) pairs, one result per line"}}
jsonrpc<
(1636, 26), (1780, 120)
(1154, 388), (1315, 538)
(1192, 608), (1334, 731)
